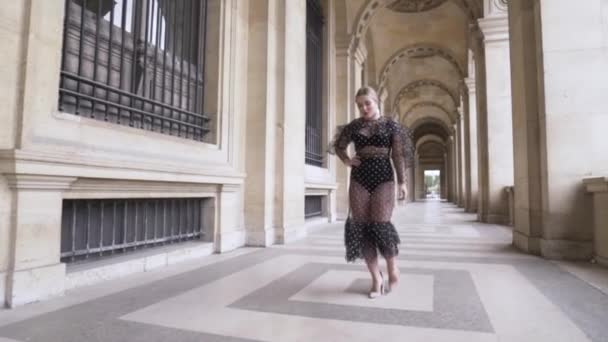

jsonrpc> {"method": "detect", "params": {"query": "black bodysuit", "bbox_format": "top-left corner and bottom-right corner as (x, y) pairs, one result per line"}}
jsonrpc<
(330, 117), (415, 262)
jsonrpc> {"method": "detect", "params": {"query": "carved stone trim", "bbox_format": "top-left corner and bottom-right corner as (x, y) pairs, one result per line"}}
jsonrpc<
(394, 79), (459, 109)
(387, 0), (447, 13)
(5, 174), (77, 191)
(478, 15), (509, 43)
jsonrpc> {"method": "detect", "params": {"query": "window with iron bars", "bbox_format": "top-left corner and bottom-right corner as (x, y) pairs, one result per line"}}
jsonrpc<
(305, 0), (325, 166)
(59, 0), (210, 141)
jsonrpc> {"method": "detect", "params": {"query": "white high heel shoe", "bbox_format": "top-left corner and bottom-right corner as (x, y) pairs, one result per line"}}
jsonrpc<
(369, 272), (385, 299)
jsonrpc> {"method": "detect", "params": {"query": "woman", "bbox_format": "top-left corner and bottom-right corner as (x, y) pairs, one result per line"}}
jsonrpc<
(330, 86), (414, 298)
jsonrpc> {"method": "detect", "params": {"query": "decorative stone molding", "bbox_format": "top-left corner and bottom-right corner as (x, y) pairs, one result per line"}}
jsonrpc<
(5, 174), (77, 191)
(65, 179), (221, 198)
(0, 149), (246, 184)
(464, 77), (476, 92)
(394, 79), (459, 109)
(387, 0), (448, 13)
(353, 43), (368, 65)
(351, 0), (478, 50)
(484, 0), (508, 16)
(478, 15), (509, 43)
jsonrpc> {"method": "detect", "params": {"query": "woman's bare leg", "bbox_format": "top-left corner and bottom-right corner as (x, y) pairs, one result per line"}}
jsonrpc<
(368, 181), (399, 291)
(349, 181), (383, 294)
(386, 256), (399, 290)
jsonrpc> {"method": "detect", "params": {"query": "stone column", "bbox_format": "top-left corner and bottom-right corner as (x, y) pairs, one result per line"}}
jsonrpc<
(244, 0), (280, 246)
(4, 175), (75, 307)
(441, 157), (448, 199)
(446, 137), (455, 203)
(274, 0), (307, 243)
(584, 178), (608, 266)
(477, 4), (514, 224)
(464, 77), (479, 213)
(508, 0), (607, 259)
(456, 111), (466, 208)
(407, 167), (415, 202)
(334, 37), (357, 219)
(415, 155), (424, 200)
(245, 0), (307, 245)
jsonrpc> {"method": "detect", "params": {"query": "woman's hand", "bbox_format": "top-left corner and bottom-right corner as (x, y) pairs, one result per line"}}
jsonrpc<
(398, 183), (408, 201)
(347, 156), (361, 167)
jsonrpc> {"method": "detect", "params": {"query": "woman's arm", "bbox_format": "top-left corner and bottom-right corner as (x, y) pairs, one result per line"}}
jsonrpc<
(390, 120), (415, 186)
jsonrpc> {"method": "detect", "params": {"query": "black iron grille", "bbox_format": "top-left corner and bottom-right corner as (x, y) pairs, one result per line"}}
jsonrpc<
(61, 198), (206, 262)
(305, 0), (324, 166)
(305, 195), (324, 218)
(59, 0), (210, 141)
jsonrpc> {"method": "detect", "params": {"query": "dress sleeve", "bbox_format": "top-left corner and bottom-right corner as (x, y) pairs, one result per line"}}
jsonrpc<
(328, 122), (353, 164)
(390, 120), (415, 185)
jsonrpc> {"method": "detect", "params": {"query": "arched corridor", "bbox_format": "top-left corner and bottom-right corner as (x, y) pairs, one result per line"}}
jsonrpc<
(1, 0), (608, 339)
(1, 202), (607, 341)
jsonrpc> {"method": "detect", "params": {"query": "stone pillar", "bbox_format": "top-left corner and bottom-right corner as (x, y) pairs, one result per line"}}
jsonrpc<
(584, 178), (608, 266)
(441, 158), (448, 199)
(352, 44), (366, 96)
(508, 0), (607, 259)
(245, 0), (280, 246)
(477, 5), (514, 224)
(446, 137), (455, 203)
(464, 77), (479, 213)
(415, 155), (424, 200)
(334, 38), (356, 219)
(4, 175), (75, 307)
(456, 111), (466, 208)
(407, 167), (415, 202)
(245, 0), (306, 245)
(274, 0), (307, 243)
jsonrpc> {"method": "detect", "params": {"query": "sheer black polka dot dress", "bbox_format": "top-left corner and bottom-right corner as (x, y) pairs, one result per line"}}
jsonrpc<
(329, 116), (415, 262)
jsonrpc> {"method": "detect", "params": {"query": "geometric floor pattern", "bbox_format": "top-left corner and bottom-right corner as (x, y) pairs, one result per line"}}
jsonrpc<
(1, 200), (608, 341)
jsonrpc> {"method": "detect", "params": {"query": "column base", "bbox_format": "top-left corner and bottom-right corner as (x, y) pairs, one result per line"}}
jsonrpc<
(246, 229), (277, 247)
(514, 231), (593, 260)
(0, 271), (6, 308)
(481, 213), (509, 225)
(7, 263), (66, 308)
(215, 229), (247, 252)
(277, 225), (307, 244)
(513, 231), (541, 255)
(540, 239), (593, 261)
(596, 255), (608, 268)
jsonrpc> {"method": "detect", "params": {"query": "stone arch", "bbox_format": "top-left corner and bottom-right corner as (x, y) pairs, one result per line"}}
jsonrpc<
(351, 0), (479, 50)
(393, 79), (459, 110)
(403, 101), (457, 124)
(403, 108), (453, 133)
(378, 43), (465, 90)
(410, 117), (453, 144)
(416, 134), (446, 150)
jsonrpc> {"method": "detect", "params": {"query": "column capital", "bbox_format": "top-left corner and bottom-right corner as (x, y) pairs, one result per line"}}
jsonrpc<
(352, 43), (368, 65)
(478, 15), (509, 43)
(453, 111), (462, 121)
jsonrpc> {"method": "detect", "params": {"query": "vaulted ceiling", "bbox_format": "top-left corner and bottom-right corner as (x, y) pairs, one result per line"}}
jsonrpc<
(338, 0), (483, 162)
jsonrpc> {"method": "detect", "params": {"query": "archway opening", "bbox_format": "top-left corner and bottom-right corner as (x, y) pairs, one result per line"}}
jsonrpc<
(424, 169), (441, 199)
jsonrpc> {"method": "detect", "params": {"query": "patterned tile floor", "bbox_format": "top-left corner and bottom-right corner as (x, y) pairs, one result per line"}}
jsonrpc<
(1, 200), (608, 341)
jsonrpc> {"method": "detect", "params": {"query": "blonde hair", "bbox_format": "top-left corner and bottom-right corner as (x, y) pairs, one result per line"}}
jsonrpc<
(355, 86), (380, 104)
